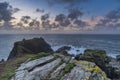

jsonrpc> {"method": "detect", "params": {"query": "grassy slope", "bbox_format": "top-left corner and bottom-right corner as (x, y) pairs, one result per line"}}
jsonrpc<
(0, 52), (50, 80)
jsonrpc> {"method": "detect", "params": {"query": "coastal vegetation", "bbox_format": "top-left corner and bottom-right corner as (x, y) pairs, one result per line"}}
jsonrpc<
(0, 38), (119, 80)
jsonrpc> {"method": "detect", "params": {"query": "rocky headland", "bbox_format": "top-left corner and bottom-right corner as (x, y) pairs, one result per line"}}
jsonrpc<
(0, 37), (120, 80)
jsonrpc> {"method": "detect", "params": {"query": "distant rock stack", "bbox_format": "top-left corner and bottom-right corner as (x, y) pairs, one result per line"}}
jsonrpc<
(7, 37), (53, 60)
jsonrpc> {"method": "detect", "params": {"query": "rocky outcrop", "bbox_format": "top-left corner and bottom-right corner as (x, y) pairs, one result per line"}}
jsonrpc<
(77, 49), (110, 69)
(11, 53), (110, 80)
(1, 38), (118, 80)
(17, 55), (54, 71)
(61, 61), (110, 80)
(8, 38), (53, 60)
(76, 49), (120, 80)
(116, 55), (120, 62)
(56, 46), (71, 53)
(55, 46), (71, 56)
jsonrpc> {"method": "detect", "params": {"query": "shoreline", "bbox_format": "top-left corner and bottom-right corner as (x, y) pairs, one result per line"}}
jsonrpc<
(52, 45), (118, 58)
(0, 45), (118, 61)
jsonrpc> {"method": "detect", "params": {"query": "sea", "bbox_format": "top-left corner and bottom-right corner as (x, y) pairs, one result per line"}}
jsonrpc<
(0, 34), (120, 60)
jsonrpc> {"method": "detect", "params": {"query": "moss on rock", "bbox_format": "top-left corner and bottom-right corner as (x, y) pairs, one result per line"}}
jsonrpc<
(0, 52), (50, 80)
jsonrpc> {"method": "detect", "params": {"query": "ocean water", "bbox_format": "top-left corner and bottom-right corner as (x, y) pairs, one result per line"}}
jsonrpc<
(0, 34), (120, 60)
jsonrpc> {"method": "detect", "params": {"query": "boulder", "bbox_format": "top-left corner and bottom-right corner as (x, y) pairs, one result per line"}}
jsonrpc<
(7, 38), (53, 60)
(55, 46), (71, 56)
(116, 55), (120, 62)
(56, 46), (71, 53)
(77, 49), (111, 69)
(1, 59), (4, 62)
(61, 60), (110, 80)
(76, 49), (120, 79)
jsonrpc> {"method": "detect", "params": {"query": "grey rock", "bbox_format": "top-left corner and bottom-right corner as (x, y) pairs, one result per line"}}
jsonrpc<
(11, 58), (61, 80)
(61, 60), (110, 80)
(50, 63), (66, 79)
(17, 55), (54, 71)
(116, 55), (120, 62)
(11, 54), (110, 80)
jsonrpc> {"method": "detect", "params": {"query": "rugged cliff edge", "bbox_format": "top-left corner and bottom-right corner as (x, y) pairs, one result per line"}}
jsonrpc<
(7, 37), (53, 60)
(0, 38), (119, 80)
(10, 53), (110, 80)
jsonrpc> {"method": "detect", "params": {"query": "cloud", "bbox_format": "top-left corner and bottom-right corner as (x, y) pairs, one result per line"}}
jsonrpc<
(55, 14), (70, 27)
(29, 19), (40, 29)
(47, 0), (90, 6)
(68, 8), (83, 20)
(41, 13), (49, 21)
(74, 19), (88, 28)
(42, 20), (51, 30)
(95, 8), (120, 30)
(55, 14), (66, 22)
(106, 8), (120, 20)
(21, 16), (31, 24)
(36, 8), (44, 13)
(0, 2), (20, 22)
(0, 2), (20, 30)
(0, 2), (12, 22)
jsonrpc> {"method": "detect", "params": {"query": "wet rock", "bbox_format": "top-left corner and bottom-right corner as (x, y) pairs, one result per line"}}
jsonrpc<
(8, 37), (53, 60)
(75, 54), (82, 60)
(116, 55), (120, 62)
(56, 46), (71, 53)
(108, 58), (120, 79)
(1, 59), (4, 62)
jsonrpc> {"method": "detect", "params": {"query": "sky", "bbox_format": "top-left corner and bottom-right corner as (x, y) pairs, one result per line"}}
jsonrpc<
(0, 0), (120, 34)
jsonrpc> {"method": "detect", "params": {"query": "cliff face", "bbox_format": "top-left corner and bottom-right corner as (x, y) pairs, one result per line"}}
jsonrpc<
(7, 38), (53, 60)
(11, 53), (110, 80)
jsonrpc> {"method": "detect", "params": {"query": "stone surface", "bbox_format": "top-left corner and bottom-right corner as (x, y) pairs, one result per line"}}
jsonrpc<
(1, 38), (117, 80)
(76, 49), (120, 79)
(116, 55), (120, 61)
(11, 54), (110, 80)
(56, 46), (71, 56)
(11, 58), (61, 80)
(50, 63), (66, 79)
(17, 55), (54, 71)
(77, 49), (111, 78)
(61, 60), (110, 80)
(8, 37), (53, 60)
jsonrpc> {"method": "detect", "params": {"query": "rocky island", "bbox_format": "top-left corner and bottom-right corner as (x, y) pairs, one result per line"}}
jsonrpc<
(0, 38), (120, 80)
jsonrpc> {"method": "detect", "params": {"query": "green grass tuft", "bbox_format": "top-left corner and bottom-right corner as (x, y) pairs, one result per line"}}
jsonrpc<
(56, 63), (75, 80)
(0, 52), (50, 80)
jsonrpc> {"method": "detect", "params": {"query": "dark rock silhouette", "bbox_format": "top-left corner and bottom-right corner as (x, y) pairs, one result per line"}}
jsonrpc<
(116, 55), (120, 62)
(56, 46), (71, 53)
(7, 37), (53, 60)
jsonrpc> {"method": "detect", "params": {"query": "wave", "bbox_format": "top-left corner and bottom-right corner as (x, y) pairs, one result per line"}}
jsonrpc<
(52, 45), (118, 58)
(52, 45), (86, 56)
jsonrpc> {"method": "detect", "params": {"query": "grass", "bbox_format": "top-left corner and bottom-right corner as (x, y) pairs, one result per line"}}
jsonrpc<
(84, 49), (107, 57)
(85, 65), (100, 72)
(56, 63), (75, 80)
(0, 52), (50, 80)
